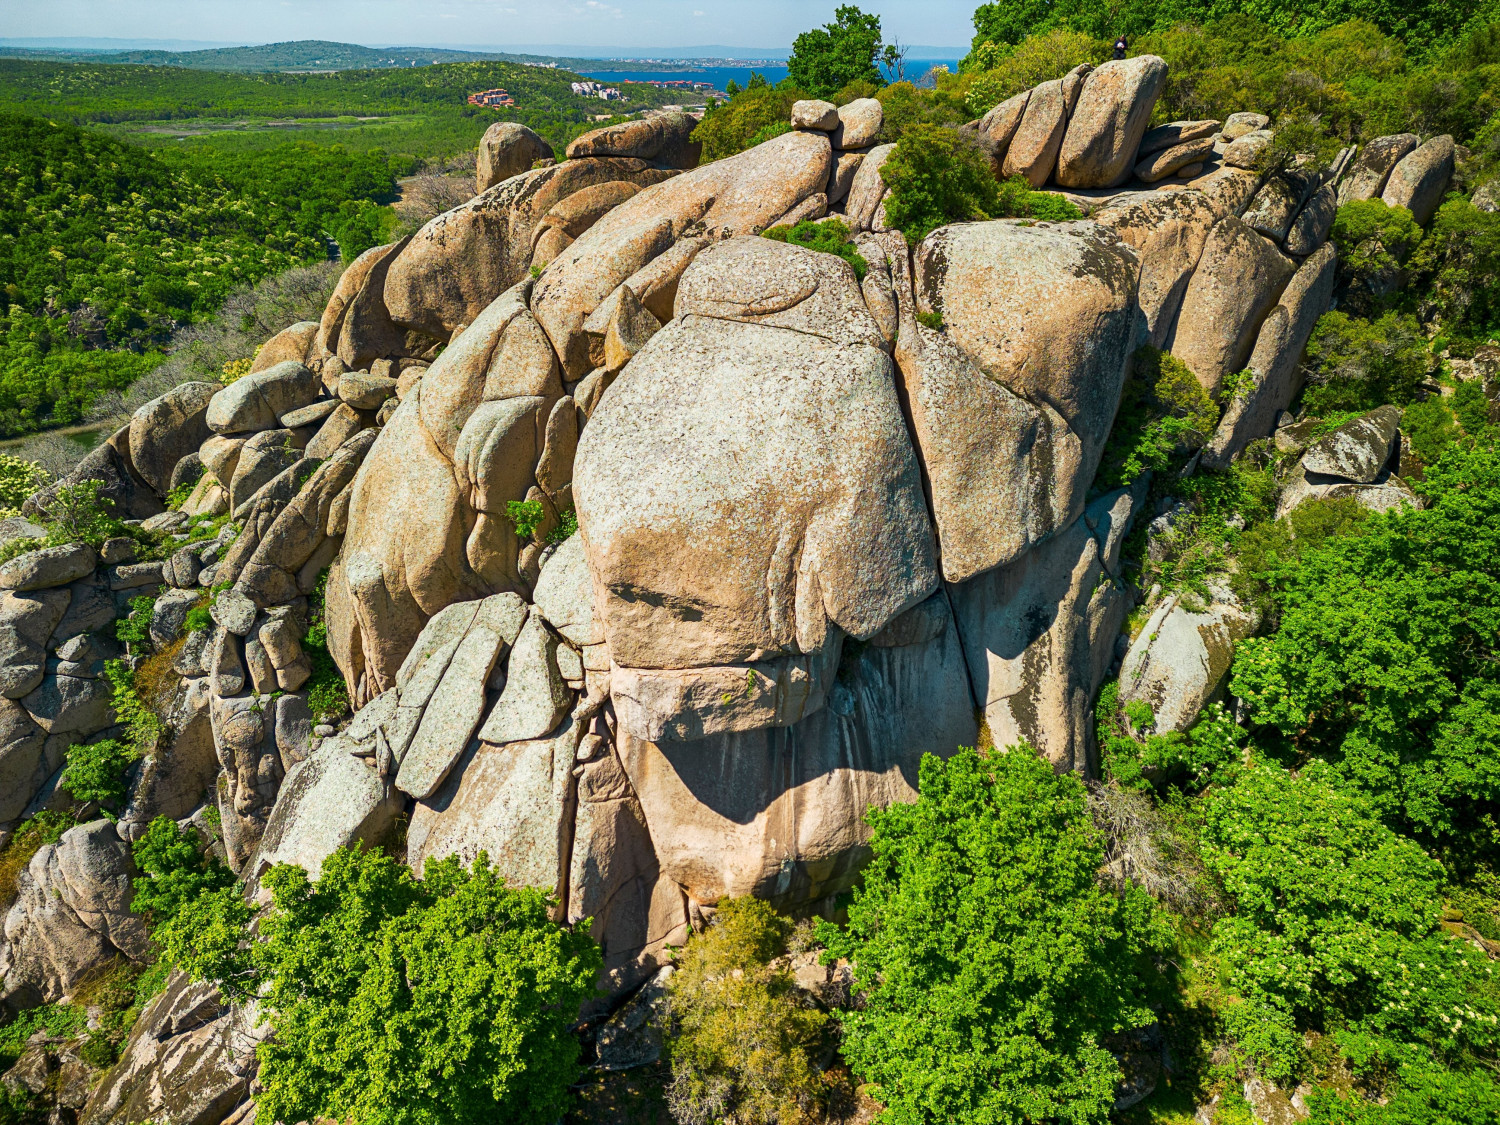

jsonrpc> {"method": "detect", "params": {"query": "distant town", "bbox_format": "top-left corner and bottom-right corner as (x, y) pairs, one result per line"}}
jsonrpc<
(466, 87), (515, 107)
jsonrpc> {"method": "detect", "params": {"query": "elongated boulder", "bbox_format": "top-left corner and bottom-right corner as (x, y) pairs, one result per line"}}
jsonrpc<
(385, 159), (677, 340)
(1285, 182), (1338, 256)
(1055, 56), (1168, 188)
(1301, 404), (1402, 483)
(574, 312), (937, 670)
(977, 90), (1029, 162)
(1001, 79), (1067, 188)
(312, 241), (392, 362)
(1337, 133), (1419, 205)
(336, 235), (414, 370)
(567, 111), (702, 169)
(206, 363), (320, 436)
(1169, 215), (1297, 394)
(531, 129), (834, 378)
(127, 382), (218, 497)
(1138, 119), (1219, 156)
(476, 121), (553, 193)
(1381, 134), (1455, 226)
(913, 219), (1140, 475)
(1203, 244), (1337, 467)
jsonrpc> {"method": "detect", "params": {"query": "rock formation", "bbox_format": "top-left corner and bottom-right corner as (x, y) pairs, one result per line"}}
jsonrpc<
(0, 81), (1453, 1120)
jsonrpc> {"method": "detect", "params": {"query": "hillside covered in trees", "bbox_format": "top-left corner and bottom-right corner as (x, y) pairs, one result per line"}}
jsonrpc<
(0, 2), (1497, 1124)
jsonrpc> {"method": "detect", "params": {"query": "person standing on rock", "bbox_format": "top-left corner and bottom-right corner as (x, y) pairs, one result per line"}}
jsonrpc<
(1113, 35), (1128, 60)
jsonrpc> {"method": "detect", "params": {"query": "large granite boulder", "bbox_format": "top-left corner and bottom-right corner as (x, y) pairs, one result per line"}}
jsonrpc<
(1301, 405), (1402, 483)
(566, 111), (702, 169)
(206, 362), (320, 436)
(384, 159), (677, 340)
(1000, 78), (1067, 188)
(476, 121), (553, 193)
(249, 320), (318, 374)
(1118, 585), (1257, 734)
(531, 129), (834, 378)
(1169, 215), (1297, 394)
(1337, 133), (1420, 206)
(128, 382), (218, 497)
(1380, 134), (1455, 226)
(1055, 55), (1168, 188)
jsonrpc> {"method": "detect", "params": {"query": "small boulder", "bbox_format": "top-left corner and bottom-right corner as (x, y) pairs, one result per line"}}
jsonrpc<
(249, 321), (318, 374)
(1301, 405), (1402, 483)
(206, 361), (321, 435)
(338, 371), (399, 410)
(1137, 119), (1220, 156)
(1223, 129), (1272, 168)
(791, 99), (838, 131)
(832, 98), (882, 150)
(1221, 112), (1270, 140)
(0, 544), (96, 592)
(1134, 137), (1215, 183)
(476, 121), (553, 193)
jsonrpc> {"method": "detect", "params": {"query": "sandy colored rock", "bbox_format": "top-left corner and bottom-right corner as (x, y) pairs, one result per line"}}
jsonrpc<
(675, 235), (884, 349)
(1138, 119), (1219, 157)
(227, 427), (304, 515)
(1119, 584), (1257, 733)
(617, 606), (974, 906)
(338, 371), (399, 410)
(1170, 215), (1297, 394)
(1338, 133), (1419, 205)
(1223, 129), (1271, 169)
(1134, 137), (1215, 183)
(1002, 78), (1068, 188)
(566, 111), (702, 169)
(1285, 182), (1338, 255)
(206, 361), (320, 435)
(1055, 56), (1167, 188)
(127, 382), (217, 496)
(532, 130), (834, 378)
(826, 149), (865, 204)
(1243, 170), (1318, 243)
(977, 89), (1029, 165)
(574, 313), (936, 669)
(250, 320), (318, 373)
(476, 121), (553, 193)
(312, 243), (395, 363)
(845, 142), (894, 232)
(0, 543), (95, 592)
(336, 236), (413, 370)
(1222, 112), (1270, 140)
(832, 98), (882, 150)
(602, 284), (662, 372)
(1203, 244), (1337, 468)
(792, 99), (839, 130)
(914, 219), (1140, 470)
(385, 159), (675, 341)
(1381, 134), (1455, 226)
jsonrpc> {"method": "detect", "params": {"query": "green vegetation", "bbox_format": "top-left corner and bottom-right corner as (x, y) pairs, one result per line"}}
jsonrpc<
(303, 567), (349, 724)
(880, 123), (1002, 242)
(761, 217), (869, 279)
(131, 815), (236, 927)
(691, 76), (802, 163)
(1095, 347), (1221, 492)
(786, 5), (885, 99)
(664, 899), (833, 1125)
(821, 745), (1166, 1124)
(166, 846), (601, 1124)
(507, 497), (546, 540)
(59, 737), (138, 808)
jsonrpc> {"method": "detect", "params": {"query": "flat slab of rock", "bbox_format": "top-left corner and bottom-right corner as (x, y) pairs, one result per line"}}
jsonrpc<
(566, 111), (702, 168)
(531, 533), (598, 647)
(1134, 137), (1215, 183)
(338, 371), (399, 410)
(1301, 404), (1402, 483)
(0, 544), (96, 593)
(477, 612), (571, 746)
(1138, 119), (1219, 157)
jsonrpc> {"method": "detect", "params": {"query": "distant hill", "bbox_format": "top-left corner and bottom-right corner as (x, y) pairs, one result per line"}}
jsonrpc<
(0, 38), (728, 74)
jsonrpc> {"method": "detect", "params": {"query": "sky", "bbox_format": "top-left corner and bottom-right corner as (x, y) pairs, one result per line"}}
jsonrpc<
(0, 1), (978, 53)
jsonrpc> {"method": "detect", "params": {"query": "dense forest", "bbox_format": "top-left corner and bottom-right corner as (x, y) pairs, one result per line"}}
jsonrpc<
(2, 1), (1500, 1123)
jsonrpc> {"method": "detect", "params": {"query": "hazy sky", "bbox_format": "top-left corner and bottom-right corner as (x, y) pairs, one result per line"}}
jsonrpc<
(0, 1), (979, 52)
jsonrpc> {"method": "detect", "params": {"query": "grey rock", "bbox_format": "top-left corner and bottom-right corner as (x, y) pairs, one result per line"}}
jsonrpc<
(51, 574), (113, 644)
(791, 99), (839, 131)
(278, 397), (340, 429)
(0, 543), (96, 592)
(478, 612), (571, 746)
(274, 693), (314, 766)
(1338, 133), (1419, 205)
(596, 966), (674, 1071)
(476, 121), (553, 193)
(1285, 182), (1338, 255)
(149, 588), (201, 648)
(108, 561), (163, 591)
(0, 698), (47, 822)
(165, 544), (202, 589)
(1276, 462), (1418, 519)
(338, 371), (399, 410)
(21, 672), (114, 736)
(127, 381), (217, 496)
(831, 97), (882, 150)
(531, 533), (598, 647)
(1221, 112), (1269, 140)
(1301, 405), (1402, 482)
(99, 537), (136, 565)
(1222, 129), (1271, 168)
(1137, 119), (1220, 157)
(210, 589), (257, 636)
(210, 627), (246, 697)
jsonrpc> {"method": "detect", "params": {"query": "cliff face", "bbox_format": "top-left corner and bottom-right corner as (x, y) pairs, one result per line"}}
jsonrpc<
(0, 66), (1453, 1121)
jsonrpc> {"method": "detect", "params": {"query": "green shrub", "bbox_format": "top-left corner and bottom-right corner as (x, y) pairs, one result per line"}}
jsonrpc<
(115, 592), (158, 648)
(761, 217), (868, 280)
(1412, 196), (1500, 340)
(820, 744), (1165, 1125)
(991, 174), (1085, 221)
(172, 847), (601, 1124)
(102, 658), (165, 760)
(665, 898), (833, 1125)
(1331, 198), (1423, 317)
(915, 310), (944, 330)
(1095, 346), (1220, 492)
(963, 28), (1107, 115)
(1098, 682), (1246, 792)
(164, 460), (205, 510)
(1404, 396), (1458, 462)
(546, 507), (578, 545)
(1454, 377), (1494, 434)
(184, 604), (213, 634)
(786, 5), (884, 99)
(1202, 761), (1500, 1084)
(131, 815), (236, 928)
(691, 82), (802, 162)
(507, 498), (545, 540)
(880, 124), (1001, 243)
(1301, 311), (1436, 414)
(1232, 495), (1371, 618)
(302, 567), (348, 724)
(874, 81), (968, 143)
(59, 738), (138, 808)
(0, 453), (48, 513)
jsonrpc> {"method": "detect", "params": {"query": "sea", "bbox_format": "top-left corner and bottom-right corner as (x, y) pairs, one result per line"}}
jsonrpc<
(577, 60), (960, 98)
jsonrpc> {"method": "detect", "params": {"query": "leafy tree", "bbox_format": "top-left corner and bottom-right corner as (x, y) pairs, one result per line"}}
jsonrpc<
(1231, 442), (1500, 834)
(130, 815), (236, 926)
(1301, 311), (1436, 414)
(1202, 762), (1500, 1086)
(820, 745), (1165, 1125)
(664, 899), (832, 1125)
(224, 847), (601, 1125)
(1411, 197), (1500, 342)
(964, 28), (1107, 115)
(691, 83), (802, 162)
(787, 5), (885, 99)
(1329, 199), (1422, 318)
(59, 738), (138, 808)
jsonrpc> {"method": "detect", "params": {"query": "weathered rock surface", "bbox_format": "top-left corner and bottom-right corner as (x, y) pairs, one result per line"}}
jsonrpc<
(831, 98), (882, 150)
(128, 383), (218, 496)
(845, 142), (895, 232)
(1134, 137), (1215, 183)
(1338, 133), (1419, 205)
(1002, 78), (1068, 188)
(1138, 119), (1219, 156)
(1285, 182), (1338, 255)
(1203, 244), (1337, 467)
(1055, 55), (1168, 188)
(0, 543), (95, 592)
(566, 111), (702, 169)
(792, 99), (839, 131)
(1381, 134), (1455, 225)
(476, 121), (553, 193)
(1170, 215), (1297, 393)
(1276, 462), (1418, 519)
(1301, 404), (1402, 482)
(207, 362), (320, 436)
(1119, 585), (1257, 733)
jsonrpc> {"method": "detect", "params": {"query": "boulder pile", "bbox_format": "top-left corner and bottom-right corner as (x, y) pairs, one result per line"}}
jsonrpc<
(0, 77), (1458, 1117)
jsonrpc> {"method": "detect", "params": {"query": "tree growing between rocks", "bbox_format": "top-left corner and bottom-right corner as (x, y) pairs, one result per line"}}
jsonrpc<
(786, 5), (886, 100)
